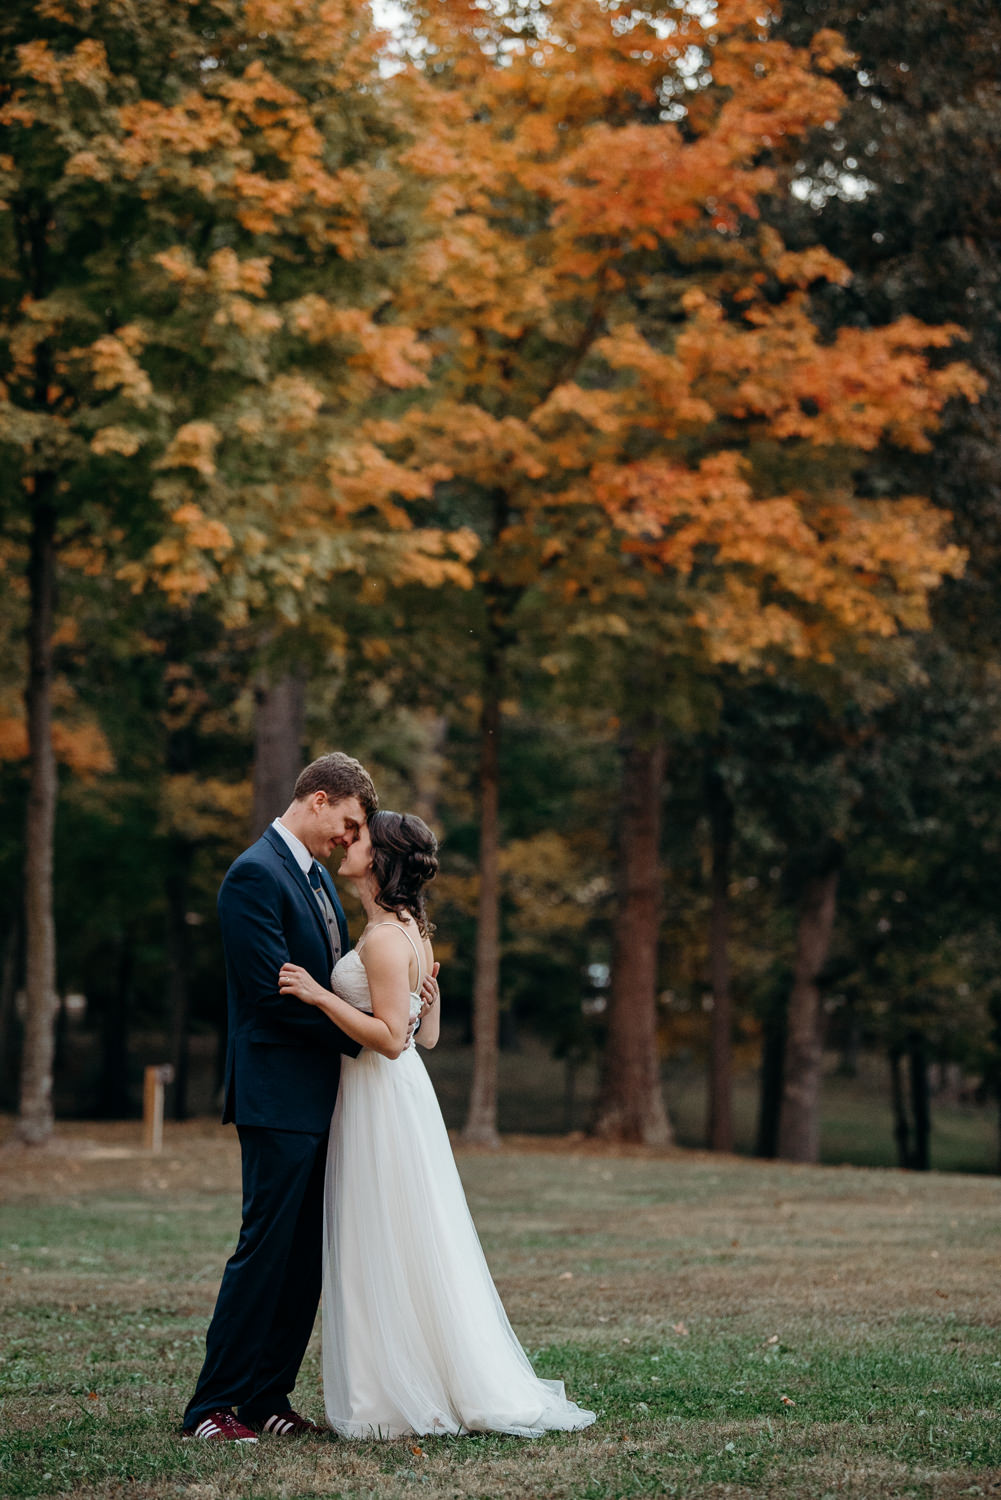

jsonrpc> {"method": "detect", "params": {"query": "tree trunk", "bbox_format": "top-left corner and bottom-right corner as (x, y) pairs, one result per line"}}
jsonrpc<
(706, 765), (734, 1152)
(755, 1000), (786, 1158)
(17, 488), (59, 1146)
(908, 1029), (931, 1172)
(889, 1044), (911, 1169)
(462, 666), (502, 1146)
(776, 843), (842, 1163)
(593, 734), (673, 1145)
(166, 847), (193, 1121)
(251, 669), (306, 838)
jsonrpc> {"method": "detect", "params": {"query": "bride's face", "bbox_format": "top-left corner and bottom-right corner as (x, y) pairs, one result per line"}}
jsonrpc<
(337, 821), (373, 880)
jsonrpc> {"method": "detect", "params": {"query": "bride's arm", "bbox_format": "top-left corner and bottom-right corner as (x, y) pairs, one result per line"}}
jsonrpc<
(278, 947), (411, 1060)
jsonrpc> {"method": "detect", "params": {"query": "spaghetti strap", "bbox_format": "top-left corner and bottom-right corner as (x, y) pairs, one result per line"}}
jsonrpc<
(359, 921), (423, 985)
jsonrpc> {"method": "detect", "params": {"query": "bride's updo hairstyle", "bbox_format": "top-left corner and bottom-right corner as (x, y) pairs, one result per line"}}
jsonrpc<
(369, 810), (438, 938)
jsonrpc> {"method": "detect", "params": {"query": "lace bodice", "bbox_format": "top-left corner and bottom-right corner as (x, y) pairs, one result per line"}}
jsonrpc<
(331, 923), (423, 1024)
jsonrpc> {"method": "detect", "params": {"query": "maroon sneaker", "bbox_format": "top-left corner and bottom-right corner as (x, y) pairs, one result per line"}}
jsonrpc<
(182, 1409), (258, 1443)
(252, 1410), (329, 1437)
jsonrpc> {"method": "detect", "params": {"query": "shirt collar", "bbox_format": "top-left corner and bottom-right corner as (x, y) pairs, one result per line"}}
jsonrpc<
(271, 816), (314, 875)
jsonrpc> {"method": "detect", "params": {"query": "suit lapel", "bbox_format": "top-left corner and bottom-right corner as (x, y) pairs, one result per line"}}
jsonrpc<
(262, 825), (333, 960)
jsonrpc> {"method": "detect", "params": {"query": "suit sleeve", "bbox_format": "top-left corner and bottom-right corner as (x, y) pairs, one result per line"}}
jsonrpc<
(219, 859), (361, 1055)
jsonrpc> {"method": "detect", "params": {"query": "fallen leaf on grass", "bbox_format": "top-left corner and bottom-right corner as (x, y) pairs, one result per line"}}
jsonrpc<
(672, 1322), (689, 1336)
(780, 1394), (796, 1406)
(410, 1445), (424, 1457)
(764, 1333), (780, 1345)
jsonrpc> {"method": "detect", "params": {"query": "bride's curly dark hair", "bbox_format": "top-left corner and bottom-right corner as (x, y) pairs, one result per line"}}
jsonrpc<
(369, 810), (438, 938)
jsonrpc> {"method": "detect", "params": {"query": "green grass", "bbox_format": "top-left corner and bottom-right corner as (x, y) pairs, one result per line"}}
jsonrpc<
(1, 1121), (1000, 1498)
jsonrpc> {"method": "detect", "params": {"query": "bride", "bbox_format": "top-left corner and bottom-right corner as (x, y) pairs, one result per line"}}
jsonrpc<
(277, 810), (596, 1440)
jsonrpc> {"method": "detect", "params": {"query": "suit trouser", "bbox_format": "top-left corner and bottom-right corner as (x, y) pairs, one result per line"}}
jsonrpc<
(183, 1124), (329, 1428)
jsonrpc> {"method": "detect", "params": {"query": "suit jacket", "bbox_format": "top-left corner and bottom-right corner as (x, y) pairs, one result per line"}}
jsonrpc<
(219, 825), (362, 1133)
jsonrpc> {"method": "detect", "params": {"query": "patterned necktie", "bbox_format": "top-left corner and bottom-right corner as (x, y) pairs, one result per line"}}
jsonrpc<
(308, 862), (341, 962)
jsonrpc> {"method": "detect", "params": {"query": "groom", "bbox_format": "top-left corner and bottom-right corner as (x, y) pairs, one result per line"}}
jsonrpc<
(182, 751), (436, 1442)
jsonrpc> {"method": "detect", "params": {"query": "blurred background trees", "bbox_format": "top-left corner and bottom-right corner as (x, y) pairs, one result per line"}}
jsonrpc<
(2, 0), (999, 1172)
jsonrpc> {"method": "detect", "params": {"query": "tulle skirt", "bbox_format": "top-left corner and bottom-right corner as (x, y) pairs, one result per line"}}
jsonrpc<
(320, 1045), (597, 1439)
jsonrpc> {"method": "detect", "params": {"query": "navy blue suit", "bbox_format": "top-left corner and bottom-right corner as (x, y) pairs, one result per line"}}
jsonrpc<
(184, 826), (361, 1429)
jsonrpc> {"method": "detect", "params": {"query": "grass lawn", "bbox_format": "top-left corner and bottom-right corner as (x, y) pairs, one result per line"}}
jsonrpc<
(1, 1118), (999, 1499)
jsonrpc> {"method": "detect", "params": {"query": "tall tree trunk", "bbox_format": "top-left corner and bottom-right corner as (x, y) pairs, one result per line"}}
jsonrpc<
(17, 487), (59, 1146)
(593, 733), (673, 1145)
(166, 846), (193, 1121)
(889, 1044), (911, 1168)
(462, 660), (502, 1146)
(251, 669), (306, 838)
(908, 1029), (931, 1171)
(706, 764), (734, 1152)
(755, 999), (786, 1158)
(776, 842), (842, 1163)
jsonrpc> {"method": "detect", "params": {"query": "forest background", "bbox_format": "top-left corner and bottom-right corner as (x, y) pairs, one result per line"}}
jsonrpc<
(1, 0), (999, 1174)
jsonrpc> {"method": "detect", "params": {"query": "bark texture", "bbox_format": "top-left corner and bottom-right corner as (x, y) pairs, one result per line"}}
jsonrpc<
(890, 1044), (910, 1168)
(593, 735), (673, 1145)
(17, 491), (59, 1146)
(776, 842), (842, 1162)
(908, 1030), (931, 1172)
(251, 670), (306, 838)
(706, 765), (735, 1152)
(890, 1032), (932, 1170)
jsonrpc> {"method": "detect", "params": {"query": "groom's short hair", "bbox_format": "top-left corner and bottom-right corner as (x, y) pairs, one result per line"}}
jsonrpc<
(294, 752), (378, 817)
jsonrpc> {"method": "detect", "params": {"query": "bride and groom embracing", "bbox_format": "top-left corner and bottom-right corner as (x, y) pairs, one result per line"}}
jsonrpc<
(181, 751), (596, 1443)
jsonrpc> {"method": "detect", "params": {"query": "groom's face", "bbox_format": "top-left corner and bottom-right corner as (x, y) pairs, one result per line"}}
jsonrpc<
(308, 792), (366, 860)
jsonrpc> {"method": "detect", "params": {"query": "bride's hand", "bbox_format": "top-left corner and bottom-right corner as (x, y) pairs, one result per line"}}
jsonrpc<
(418, 961), (440, 1020)
(278, 963), (327, 1006)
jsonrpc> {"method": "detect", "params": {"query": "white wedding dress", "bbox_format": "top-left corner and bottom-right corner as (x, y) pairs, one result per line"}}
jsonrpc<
(320, 922), (597, 1440)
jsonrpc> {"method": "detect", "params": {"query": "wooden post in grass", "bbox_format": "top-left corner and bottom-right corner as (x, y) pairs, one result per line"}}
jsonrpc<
(143, 1065), (174, 1153)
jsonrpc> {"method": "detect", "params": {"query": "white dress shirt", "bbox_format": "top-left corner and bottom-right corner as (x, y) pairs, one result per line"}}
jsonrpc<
(272, 816), (313, 873)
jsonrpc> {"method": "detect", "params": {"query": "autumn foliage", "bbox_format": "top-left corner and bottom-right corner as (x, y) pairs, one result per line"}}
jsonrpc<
(0, 0), (984, 1146)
